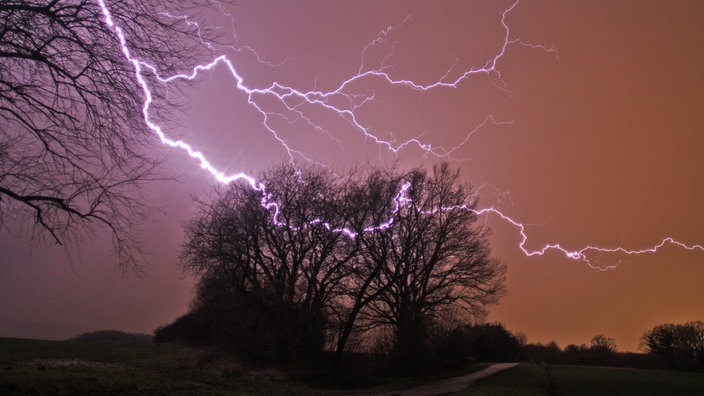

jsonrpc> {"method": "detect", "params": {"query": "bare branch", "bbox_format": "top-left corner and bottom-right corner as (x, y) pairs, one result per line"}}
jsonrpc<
(0, 0), (227, 270)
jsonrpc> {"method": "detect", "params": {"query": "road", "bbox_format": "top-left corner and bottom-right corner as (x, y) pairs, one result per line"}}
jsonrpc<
(378, 362), (519, 396)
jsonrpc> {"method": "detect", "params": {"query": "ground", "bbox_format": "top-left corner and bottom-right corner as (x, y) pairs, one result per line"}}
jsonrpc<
(2, 338), (703, 395)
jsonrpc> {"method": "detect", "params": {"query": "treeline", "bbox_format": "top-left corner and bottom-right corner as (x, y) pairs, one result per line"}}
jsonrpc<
(520, 321), (704, 372)
(155, 162), (506, 376)
(519, 338), (663, 369)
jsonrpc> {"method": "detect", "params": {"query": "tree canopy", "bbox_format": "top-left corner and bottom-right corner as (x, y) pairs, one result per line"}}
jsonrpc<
(174, 162), (506, 372)
(642, 321), (704, 371)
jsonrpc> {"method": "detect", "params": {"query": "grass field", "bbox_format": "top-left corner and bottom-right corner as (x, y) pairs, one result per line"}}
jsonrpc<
(0, 337), (321, 395)
(460, 363), (704, 396)
(0, 337), (482, 395)
(3, 337), (703, 395)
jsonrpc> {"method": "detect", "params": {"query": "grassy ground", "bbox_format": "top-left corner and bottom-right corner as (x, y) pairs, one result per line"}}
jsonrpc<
(4, 337), (703, 395)
(0, 337), (319, 395)
(0, 337), (484, 395)
(460, 363), (704, 396)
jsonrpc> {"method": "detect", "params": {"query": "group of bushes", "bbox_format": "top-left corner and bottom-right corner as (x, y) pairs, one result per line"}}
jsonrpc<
(434, 323), (522, 370)
(154, 282), (327, 367)
(78, 317), (704, 376)
(154, 317), (524, 376)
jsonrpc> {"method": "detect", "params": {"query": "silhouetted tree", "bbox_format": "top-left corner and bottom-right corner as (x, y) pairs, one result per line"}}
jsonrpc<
(590, 334), (617, 352)
(180, 163), (356, 365)
(0, 0), (223, 269)
(588, 334), (617, 364)
(642, 321), (704, 371)
(328, 166), (407, 372)
(177, 161), (504, 373)
(359, 164), (506, 374)
(556, 335), (618, 366)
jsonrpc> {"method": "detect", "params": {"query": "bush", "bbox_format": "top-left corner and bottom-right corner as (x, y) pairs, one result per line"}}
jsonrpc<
(154, 279), (326, 368)
(154, 311), (211, 346)
(435, 323), (521, 369)
(519, 342), (562, 365)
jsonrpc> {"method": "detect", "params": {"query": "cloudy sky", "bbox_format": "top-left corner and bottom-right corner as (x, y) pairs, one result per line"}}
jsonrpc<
(1, 0), (703, 351)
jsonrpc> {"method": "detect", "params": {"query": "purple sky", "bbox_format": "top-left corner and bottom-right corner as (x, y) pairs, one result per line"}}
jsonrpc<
(2, 0), (703, 351)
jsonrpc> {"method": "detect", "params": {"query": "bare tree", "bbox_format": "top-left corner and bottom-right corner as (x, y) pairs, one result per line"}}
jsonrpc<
(181, 163), (357, 363)
(329, 166), (406, 371)
(0, 0), (221, 269)
(178, 161), (505, 372)
(329, 163), (506, 374)
(359, 163), (506, 374)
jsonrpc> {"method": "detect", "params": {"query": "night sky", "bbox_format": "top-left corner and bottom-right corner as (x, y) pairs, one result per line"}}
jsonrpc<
(2, 0), (703, 352)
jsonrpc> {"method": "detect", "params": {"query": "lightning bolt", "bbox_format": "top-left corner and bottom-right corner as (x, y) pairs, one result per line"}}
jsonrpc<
(96, 0), (703, 270)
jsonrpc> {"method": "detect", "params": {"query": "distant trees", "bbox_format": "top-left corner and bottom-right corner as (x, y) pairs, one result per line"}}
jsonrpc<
(517, 333), (680, 370)
(170, 161), (506, 372)
(521, 336), (619, 367)
(642, 321), (704, 371)
(0, 1), (223, 268)
(590, 334), (617, 352)
(71, 330), (151, 343)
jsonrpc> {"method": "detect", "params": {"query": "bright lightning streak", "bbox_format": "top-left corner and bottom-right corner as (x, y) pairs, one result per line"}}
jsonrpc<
(96, 0), (702, 270)
(472, 208), (704, 271)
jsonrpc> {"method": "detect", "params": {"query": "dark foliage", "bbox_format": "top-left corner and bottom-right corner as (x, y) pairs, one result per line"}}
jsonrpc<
(435, 323), (521, 370)
(519, 339), (668, 370)
(154, 311), (211, 346)
(519, 342), (563, 365)
(642, 321), (704, 371)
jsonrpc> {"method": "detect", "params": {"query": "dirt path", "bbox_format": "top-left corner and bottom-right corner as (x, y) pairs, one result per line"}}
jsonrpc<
(378, 362), (519, 396)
